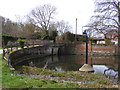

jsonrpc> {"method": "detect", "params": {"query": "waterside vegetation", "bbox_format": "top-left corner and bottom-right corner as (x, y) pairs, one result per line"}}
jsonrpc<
(1, 53), (118, 88)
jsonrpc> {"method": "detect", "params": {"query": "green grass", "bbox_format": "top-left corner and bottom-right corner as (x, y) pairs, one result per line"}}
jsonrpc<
(18, 66), (115, 85)
(1, 56), (80, 88)
(0, 46), (2, 49)
(0, 53), (2, 88)
(1, 53), (118, 88)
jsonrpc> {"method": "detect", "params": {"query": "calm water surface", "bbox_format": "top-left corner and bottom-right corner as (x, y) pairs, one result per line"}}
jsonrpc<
(15, 55), (119, 83)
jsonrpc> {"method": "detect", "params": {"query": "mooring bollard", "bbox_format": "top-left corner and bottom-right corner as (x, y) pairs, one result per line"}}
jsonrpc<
(7, 49), (10, 66)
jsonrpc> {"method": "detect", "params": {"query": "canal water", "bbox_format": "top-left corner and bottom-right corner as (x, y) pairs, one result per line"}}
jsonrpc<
(14, 55), (119, 83)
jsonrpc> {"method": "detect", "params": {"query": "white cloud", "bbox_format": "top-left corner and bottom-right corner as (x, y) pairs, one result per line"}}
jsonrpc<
(0, 0), (94, 34)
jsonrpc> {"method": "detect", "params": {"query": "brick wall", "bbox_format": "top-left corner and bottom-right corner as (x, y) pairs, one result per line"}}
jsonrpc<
(75, 42), (116, 55)
(75, 56), (116, 65)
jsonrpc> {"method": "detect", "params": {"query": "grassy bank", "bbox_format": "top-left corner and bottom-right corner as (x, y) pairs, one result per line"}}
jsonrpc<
(1, 54), (118, 88)
(0, 53), (2, 88)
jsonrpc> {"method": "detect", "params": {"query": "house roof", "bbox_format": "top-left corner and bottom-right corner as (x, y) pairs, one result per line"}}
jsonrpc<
(93, 37), (105, 41)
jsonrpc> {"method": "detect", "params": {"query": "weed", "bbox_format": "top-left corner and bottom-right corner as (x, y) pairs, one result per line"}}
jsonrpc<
(49, 80), (58, 84)
(1, 54), (117, 88)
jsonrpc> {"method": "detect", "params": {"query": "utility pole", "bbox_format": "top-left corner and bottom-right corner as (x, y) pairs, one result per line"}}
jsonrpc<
(75, 18), (77, 41)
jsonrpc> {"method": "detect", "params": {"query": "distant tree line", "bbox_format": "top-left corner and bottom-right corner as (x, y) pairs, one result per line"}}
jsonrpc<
(2, 4), (72, 43)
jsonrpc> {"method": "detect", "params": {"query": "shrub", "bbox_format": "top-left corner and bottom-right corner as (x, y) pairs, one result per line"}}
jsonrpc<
(17, 39), (25, 48)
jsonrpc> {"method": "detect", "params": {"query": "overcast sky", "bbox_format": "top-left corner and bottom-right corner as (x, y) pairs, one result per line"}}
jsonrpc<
(0, 0), (95, 34)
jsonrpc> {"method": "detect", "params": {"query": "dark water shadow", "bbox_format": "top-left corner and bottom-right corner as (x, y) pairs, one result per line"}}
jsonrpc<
(14, 55), (119, 83)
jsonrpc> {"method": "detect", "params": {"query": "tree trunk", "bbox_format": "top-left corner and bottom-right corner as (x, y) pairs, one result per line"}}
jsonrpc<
(118, 2), (120, 55)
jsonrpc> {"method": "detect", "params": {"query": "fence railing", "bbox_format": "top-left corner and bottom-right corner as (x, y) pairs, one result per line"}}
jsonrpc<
(3, 48), (11, 66)
(3, 40), (54, 66)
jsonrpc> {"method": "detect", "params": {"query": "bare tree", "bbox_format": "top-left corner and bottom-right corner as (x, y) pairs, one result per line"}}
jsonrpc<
(86, 0), (120, 53)
(28, 4), (56, 32)
(87, 15), (117, 39)
(56, 20), (72, 35)
(87, 0), (119, 40)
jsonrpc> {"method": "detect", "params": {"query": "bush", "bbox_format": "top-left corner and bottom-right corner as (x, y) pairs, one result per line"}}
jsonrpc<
(17, 39), (25, 48)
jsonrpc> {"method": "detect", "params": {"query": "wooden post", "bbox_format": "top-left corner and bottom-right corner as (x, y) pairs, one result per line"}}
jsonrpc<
(27, 43), (29, 48)
(7, 49), (10, 66)
(11, 47), (12, 52)
(33, 42), (34, 47)
(3, 48), (5, 59)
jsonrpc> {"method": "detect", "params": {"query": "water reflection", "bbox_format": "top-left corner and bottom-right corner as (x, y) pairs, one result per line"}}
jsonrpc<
(93, 65), (118, 83)
(14, 55), (119, 83)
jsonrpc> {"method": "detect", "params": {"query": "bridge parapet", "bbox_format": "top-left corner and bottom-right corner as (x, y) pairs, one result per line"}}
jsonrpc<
(3, 44), (59, 66)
